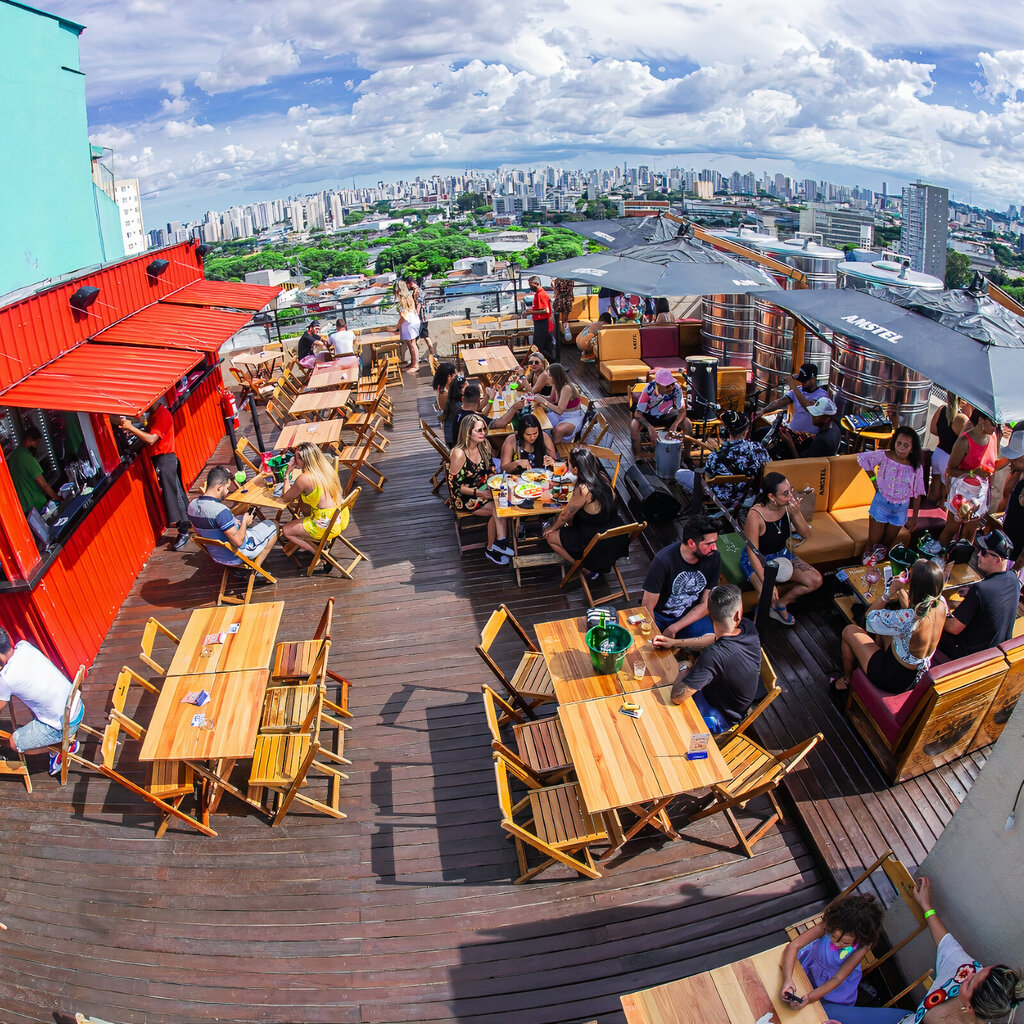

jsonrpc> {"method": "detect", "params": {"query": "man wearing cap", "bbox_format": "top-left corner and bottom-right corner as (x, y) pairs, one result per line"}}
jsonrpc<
(297, 320), (327, 369)
(799, 397), (841, 457)
(762, 362), (829, 443)
(997, 425), (1024, 574)
(938, 529), (1021, 659)
(631, 370), (691, 457)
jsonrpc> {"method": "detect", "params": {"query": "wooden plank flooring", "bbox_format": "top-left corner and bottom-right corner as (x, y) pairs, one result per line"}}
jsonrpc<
(0, 348), (982, 1024)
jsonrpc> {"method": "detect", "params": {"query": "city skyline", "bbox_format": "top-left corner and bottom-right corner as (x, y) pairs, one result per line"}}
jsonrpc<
(47, 0), (1024, 223)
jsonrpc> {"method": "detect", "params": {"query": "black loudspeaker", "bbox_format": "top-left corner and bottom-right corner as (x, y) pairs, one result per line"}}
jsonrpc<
(623, 464), (681, 525)
(69, 286), (100, 311)
(195, 243), (213, 258)
(686, 355), (718, 417)
(146, 258), (170, 277)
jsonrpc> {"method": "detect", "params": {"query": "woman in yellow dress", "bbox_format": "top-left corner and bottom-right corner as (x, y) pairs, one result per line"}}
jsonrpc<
(281, 442), (349, 563)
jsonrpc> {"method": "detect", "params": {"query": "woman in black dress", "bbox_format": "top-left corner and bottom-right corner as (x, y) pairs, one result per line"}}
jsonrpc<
(544, 448), (615, 572)
(499, 414), (555, 472)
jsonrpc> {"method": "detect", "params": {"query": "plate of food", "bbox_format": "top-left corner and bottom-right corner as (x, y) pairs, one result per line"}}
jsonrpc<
(514, 482), (544, 500)
(486, 474), (504, 490)
(522, 470), (548, 483)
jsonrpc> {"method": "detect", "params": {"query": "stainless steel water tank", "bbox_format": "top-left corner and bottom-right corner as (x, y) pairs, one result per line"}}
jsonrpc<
(830, 330), (932, 434)
(838, 258), (943, 292)
(701, 293), (757, 368)
(753, 236), (844, 290)
(753, 301), (833, 402)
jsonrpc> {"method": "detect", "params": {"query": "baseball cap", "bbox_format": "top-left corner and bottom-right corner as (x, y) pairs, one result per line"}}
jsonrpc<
(1000, 425), (1024, 461)
(976, 529), (1014, 559)
(807, 397), (837, 416)
(653, 369), (676, 386)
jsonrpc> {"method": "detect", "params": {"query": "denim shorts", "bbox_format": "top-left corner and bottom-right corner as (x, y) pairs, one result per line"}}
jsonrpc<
(740, 547), (793, 580)
(13, 700), (85, 753)
(869, 491), (910, 527)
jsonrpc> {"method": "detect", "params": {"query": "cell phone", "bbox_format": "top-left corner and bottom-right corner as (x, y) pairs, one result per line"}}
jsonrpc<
(883, 565), (894, 591)
(782, 991), (803, 1005)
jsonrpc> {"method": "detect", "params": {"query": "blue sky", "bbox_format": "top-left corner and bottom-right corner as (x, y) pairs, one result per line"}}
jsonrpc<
(43, 0), (1024, 224)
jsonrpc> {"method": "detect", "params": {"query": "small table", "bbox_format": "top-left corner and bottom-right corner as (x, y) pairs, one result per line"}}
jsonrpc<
(844, 560), (980, 605)
(232, 349), (281, 372)
(558, 684), (731, 853)
(306, 363), (359, 390)
(535, 608), (678, 703)
(489, 471), (569, 586)
(621, 942), (828, 1024)
(289, 388), (353, 419)
(226, 478), (295, 519)
(166, 601), (284, 676)
(462, 345), (519, 377)
(273, 419), (345, 451)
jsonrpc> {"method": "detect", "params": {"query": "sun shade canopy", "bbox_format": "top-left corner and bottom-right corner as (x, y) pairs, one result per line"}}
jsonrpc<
(162, 280), (282, 311)
(93, 303), (254, 353)
(0, 343), (204, 416)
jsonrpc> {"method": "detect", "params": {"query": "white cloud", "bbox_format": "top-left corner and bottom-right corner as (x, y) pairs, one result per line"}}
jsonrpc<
(975, 50), (1024, 102)
(196, 33), (300, 94)
(164, 118), (215, 138)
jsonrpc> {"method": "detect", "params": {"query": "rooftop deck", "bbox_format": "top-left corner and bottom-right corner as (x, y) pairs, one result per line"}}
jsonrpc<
(0, 350), (986, 1024)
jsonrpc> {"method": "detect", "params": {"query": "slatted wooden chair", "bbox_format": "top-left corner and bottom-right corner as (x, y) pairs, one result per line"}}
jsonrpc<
(481, 685), (572, 782)
(712, 649), (781, 745)
(191, 533), (279, 606)
(279, 365), (307, 397)
(342, 389), (390, 452)
(229, 364), (276, 402)
(557, 443), (621, 488)
(559, 519), (647, 606)
(273, 597), (334, 683)
(235, 437), (267, 476)
(286, 488), (367, 578)
(785, 850), (935, 1008)
(139, 617), (181, 677)
(48, 666), (103, 787)
(494, 753), (614, 882)
(67, 666), (213, 837)
(0, 696), (33, 792)
(475, 605), (556, 716)
(557, 411), (610, 457)
(337, 436), (387, 494)
(248, 689), (349, 826)
(420, 418), (451, 496)
(266, 399), (300, 432)
(685, 733), (822, 857)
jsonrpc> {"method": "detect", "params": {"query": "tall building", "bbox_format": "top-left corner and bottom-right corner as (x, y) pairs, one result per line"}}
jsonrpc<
(800, 203), (874, 248)
(114, 178), (146, 255)
(900, 182), (949, 280)
(1, 1), (124, 295)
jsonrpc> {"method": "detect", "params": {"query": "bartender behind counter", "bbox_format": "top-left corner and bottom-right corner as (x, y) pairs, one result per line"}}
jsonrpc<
(118, 401), (191, 552)
(8, 427), (59, 516)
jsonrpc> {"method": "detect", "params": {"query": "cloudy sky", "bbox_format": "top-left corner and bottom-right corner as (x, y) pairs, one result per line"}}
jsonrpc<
(45, 0), (1024, 224)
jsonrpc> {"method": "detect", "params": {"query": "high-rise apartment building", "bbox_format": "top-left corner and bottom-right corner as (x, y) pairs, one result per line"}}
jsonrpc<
(900, 182), (948, 280)
(114, 178), (146, 254)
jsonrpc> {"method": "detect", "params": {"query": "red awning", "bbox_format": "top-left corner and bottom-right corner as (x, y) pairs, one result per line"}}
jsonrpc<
(92, 303), (254, 353)
(161, 280), (282, 311)
(0, 343), (203, 415)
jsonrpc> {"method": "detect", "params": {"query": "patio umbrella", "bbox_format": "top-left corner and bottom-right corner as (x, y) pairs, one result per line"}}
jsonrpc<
(562, 213), (686, 250)
(534, 238), (780, 297)
(749, 287), (1024, 422)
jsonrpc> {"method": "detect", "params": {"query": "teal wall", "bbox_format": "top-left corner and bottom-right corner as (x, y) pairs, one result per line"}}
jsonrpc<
(0, 2), (125, 296)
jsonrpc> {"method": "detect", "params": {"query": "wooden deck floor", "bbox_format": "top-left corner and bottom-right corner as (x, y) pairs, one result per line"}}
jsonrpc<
(0, 350), (982, 1024)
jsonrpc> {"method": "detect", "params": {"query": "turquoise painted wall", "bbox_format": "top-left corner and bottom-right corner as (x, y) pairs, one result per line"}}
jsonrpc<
(0, 2), (125, 296)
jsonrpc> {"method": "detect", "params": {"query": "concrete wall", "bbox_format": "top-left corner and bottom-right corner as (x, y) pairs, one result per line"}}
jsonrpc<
(0, 3), (123, 295)
(894, 701), (1024, 986)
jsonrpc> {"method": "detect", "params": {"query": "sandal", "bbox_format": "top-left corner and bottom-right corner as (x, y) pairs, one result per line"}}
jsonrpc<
(828, 675), (849, 697)
(769, 603), (796, 626)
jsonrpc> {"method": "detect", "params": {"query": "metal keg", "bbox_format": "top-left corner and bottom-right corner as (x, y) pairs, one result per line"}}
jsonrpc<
(830, 331), (932, 434)
(700, 293), (756, 368)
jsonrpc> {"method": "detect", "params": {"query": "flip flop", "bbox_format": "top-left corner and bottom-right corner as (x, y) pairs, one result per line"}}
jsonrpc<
(828, 675), (850, 700)
(769, 603), (796, 626)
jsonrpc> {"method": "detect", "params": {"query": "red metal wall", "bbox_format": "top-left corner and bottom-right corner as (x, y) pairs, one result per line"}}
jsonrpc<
(0, 377), (225, 674)
(0, 241), (204, 392)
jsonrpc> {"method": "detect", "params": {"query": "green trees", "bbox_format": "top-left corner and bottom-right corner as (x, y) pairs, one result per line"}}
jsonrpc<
(456, 191), (486, 212)
(944, 249), (973, 289)
(375, 226), (493, 275)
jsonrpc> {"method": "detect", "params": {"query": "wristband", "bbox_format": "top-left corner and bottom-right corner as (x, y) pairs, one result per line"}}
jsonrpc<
(924, 909), (936, 919)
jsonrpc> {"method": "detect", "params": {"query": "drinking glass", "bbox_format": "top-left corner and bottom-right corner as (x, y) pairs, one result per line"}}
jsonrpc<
(632, 658), (647, 681)
(639, 617), (653, 637)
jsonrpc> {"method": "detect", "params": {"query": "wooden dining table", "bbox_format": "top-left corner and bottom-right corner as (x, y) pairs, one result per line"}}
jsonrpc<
(289, 388), (353, 419)
(165, 601), (284, 676)
(306, 362), (359, 390)
(535, 607), (679, 703)
(620, 942), (828, 1024)
(558, 684), (731, 853)
(273, 419), (345, 451)
(232, 348), (282, 371)
(462, 344), (520, 377)
(226, 477), (295, 518)
(488, 469), (568, 586)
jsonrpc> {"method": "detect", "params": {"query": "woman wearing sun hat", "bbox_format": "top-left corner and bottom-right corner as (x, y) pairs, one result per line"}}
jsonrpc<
(631, 369), (691, 456)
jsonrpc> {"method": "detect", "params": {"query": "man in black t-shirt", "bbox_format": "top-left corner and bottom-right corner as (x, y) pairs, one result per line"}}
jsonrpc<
(939, 530), (1021, 659)
(998, 426), (1024, 573)
(642, 515), (721, 640)
(297, 320), (326, 369)
(801, 398), (841, 457)
(665, 585), (762, 733)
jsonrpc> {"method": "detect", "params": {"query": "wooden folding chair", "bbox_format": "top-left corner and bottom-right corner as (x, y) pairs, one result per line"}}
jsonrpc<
(266, 399), (300, 431)
(66, 667), (212, 837)
(559, 519), (646, 606)
(494, 753), (614, 882)
(342, 391), (390, 453)
(0, 697), (33, 792)
(336, 436), (387, 494)
(712, 649), (781, 744)
(139, 617), (181, 677)
(192, 533), (279, 605)
(273, 597), (333, 682)
(279, 365), (307, 397)
(44, 666), (105, 787)
(475, 605), (556, 716)
(287, 489), (367, 578)
(230, 364), (275, 402)
(685, 732), (821, 857)
(785, 850), (935, 1008)
(420, 418), (450, 495)
(235, 437), (266, 476)
(558, 443), (621, 488)
(557, 411), (610, 457)
(481, 685), (572, 782)
(248, 689), (349, 826)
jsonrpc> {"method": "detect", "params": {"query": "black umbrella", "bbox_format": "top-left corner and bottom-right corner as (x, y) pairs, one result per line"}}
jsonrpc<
(750, 287), (1024, 422)
(535, 238), (780, 297)
(561, 213), (686, 250)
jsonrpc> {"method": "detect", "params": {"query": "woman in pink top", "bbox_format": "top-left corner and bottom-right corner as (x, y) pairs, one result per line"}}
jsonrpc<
(857, 427), (926, 564)
(939, 410), (1006, 547)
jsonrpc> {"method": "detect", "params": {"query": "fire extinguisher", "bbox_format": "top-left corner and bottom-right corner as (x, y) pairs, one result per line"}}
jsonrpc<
(220, 387), (240, 430)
